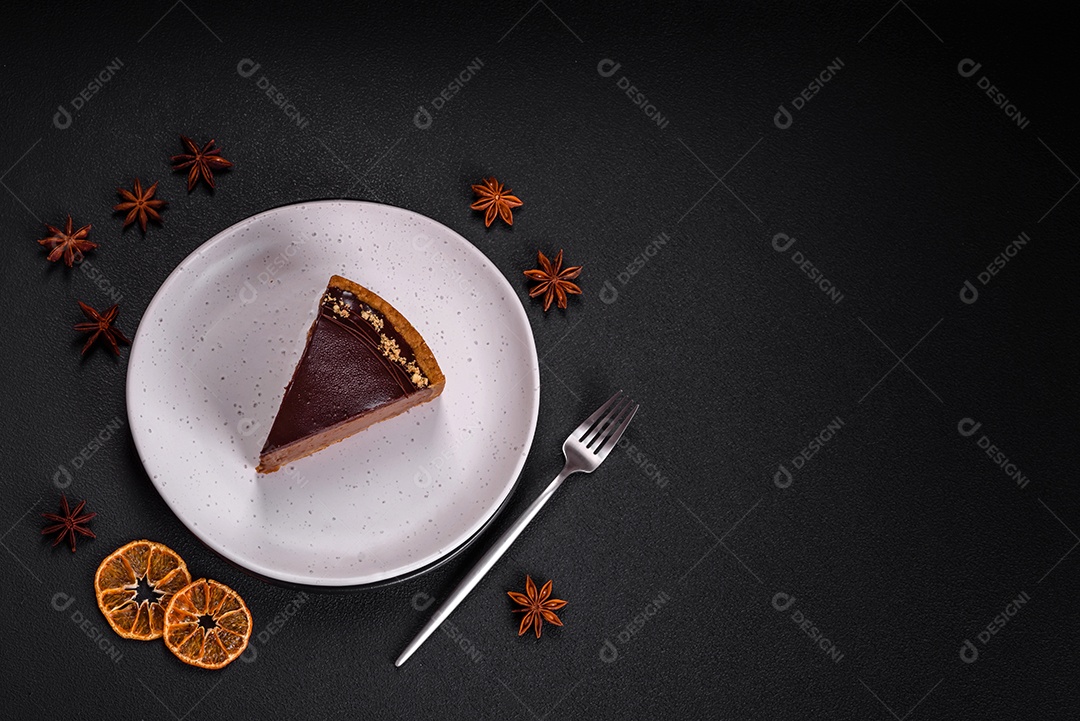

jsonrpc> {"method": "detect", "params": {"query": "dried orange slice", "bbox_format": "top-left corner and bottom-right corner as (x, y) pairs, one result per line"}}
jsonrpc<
(95, 540), (191, 640)
(163, 578), (252, 669)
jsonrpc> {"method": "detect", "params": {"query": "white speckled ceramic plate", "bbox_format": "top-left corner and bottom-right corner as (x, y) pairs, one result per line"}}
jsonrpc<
(127, 200), (539, 587)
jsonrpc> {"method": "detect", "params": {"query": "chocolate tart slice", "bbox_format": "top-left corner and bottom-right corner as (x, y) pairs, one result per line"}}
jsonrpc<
(257, 275), (445, 473)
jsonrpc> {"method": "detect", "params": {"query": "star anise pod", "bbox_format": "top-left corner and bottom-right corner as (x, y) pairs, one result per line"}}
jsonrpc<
(74, 301), (131, 355)
(114, 178), (167, 232)
(471, 177), (522, 227)
(37, 216), (97, 268)
(508, 575), (567, 638)
(524, 250), (583, 311)
(170, 135), (234, 190)
(41, 494), (96, 553)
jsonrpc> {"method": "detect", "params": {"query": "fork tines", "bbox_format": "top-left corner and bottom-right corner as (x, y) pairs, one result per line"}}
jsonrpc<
(578, 390), (639, 454)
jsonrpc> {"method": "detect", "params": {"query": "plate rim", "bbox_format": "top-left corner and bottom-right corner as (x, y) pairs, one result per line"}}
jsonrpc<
(126, 198), (540, 588)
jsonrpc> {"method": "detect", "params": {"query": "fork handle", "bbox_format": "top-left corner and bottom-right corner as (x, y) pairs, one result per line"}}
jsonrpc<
(395, 468), (572, 666)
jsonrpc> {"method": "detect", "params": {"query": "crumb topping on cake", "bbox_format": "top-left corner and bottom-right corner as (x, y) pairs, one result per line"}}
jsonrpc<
(322, 293), (351, 318)
(360, 307), (384, 331)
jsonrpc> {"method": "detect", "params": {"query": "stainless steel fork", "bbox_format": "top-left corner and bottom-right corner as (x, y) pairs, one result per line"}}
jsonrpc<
(395, 390), (639, 666)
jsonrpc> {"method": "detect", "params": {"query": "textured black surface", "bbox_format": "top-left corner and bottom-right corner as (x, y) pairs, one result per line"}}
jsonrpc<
(2, 3), (1078, 719)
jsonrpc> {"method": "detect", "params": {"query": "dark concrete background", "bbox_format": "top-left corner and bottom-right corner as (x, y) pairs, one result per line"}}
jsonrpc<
(1, 2), (1077, 719)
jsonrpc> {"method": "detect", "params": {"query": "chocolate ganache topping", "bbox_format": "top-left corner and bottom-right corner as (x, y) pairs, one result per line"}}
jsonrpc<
(260, 286), (430, 455)
(320, 286), (429, 391)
